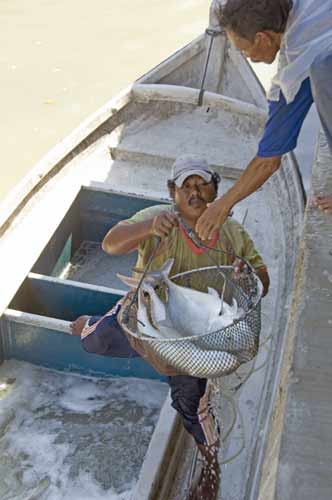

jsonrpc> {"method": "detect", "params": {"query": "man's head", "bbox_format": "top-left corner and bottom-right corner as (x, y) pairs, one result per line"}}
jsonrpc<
(218, 0), (292, 64)
(168, 155), (220, 222)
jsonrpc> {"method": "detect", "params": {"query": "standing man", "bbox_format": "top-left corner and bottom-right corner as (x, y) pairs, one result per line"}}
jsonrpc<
(196, 0), (332, 241)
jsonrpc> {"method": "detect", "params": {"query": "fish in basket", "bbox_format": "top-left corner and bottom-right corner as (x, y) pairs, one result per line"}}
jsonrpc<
(118, 258), (263, 379)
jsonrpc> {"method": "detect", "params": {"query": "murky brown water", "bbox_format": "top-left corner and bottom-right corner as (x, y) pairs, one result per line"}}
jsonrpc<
(0, 0), (209, 202)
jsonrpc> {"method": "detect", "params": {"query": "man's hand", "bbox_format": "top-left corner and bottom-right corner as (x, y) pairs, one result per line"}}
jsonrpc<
(311, 194), (332, 214)
(151, 212), (178, 238)
(195, 155), (282, 241)
(195, 197), (231, 240)
(233, 259), (270, 297)
(232, 258), (249, 278)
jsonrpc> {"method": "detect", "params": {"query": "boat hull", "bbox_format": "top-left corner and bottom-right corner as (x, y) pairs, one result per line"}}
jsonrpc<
(0, 30), (304, 500)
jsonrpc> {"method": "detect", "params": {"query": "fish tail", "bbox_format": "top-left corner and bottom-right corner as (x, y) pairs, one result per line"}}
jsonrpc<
(145, 257), (174, 282)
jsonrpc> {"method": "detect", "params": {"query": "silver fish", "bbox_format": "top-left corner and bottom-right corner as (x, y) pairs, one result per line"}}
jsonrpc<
(137, 290), (182, 340)
(118, 260), (259, 377)
(118, 258), (243, 338)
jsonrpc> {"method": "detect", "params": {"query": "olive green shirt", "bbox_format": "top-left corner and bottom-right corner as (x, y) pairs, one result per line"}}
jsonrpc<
(125, 205), (266, 285)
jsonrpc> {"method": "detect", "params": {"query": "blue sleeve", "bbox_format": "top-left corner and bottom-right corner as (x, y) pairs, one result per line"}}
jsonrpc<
(258, 78), (313, 157)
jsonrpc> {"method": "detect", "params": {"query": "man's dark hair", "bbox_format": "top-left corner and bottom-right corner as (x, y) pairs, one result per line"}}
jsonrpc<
(219, 0), (293, 41)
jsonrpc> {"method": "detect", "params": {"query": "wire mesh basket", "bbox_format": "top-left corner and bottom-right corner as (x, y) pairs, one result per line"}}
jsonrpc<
(119, 266), (262, 379)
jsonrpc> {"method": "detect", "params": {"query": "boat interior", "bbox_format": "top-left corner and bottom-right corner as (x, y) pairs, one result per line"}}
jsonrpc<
(3, 188), (166, 379)
(0, 32), (305, 499)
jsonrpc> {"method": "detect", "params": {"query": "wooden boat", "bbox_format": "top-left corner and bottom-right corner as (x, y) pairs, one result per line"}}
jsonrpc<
(0, 24), (304, 500)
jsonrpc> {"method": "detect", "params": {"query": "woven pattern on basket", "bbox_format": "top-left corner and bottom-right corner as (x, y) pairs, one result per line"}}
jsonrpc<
(119, 266), (262, 379)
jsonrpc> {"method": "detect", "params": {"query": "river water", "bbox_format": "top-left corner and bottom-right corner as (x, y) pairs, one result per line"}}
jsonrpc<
(0, 0), (209, 202)
(0, 0), (318, 204)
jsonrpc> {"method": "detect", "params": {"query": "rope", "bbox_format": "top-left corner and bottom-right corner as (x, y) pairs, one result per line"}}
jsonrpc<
(175, 211), (254, 273)
(219, 392), (246, 464)
(174, 211), (256, 312)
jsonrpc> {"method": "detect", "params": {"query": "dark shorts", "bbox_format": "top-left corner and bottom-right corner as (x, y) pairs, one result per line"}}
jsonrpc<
(81, 301), (140, 358)
(80, 302), (219, 445)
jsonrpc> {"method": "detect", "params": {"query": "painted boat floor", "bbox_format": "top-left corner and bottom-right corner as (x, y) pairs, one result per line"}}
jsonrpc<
(0, 360), (168, 499)
(111, 105), (259, 170)
(60, 240), (136, 292)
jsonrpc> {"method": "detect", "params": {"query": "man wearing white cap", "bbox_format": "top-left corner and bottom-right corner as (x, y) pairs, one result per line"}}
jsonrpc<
(71, 155), (269, 500)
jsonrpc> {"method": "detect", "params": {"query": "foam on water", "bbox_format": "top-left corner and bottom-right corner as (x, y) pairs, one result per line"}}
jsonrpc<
(0, 360), (168, 500)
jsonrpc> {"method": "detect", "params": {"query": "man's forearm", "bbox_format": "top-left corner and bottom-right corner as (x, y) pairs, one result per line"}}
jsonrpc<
(195, 155), (281, 240)
(102, 220), (153, 255)
(222, 155), (281, 209)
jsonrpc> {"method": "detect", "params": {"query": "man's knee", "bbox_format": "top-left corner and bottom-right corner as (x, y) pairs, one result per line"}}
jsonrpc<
(168, 376), (207, 417)
(81, 329), (109, 355)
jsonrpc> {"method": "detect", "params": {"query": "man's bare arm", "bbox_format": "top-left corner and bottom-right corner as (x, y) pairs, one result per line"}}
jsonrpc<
(102, 221), (153, 255)
(102, 212), (178, 255)
(195, 155), (281, 240)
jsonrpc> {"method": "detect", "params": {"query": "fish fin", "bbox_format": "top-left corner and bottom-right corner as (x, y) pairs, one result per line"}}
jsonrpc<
(208, 287), (220, 298)
(131, 267), (144, 274)
(148, 258), (174, 279)
(160, 258), (175, 277)
(141, 258), (174, 286)
(116, 273), (139, 288)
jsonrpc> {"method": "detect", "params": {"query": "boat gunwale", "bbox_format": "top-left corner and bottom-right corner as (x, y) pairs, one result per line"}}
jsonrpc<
(132, 83), (267, 121)
(0, 86), (132, 239)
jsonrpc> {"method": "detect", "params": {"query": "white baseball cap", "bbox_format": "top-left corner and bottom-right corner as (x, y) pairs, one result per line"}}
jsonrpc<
(171, 155), (213, 187)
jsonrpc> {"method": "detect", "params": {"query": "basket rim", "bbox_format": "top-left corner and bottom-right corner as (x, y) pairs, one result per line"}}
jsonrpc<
(119, 265), (263, 344)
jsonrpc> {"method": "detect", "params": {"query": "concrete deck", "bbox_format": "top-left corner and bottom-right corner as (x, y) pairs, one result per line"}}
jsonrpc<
(258, 131), (332, 500)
